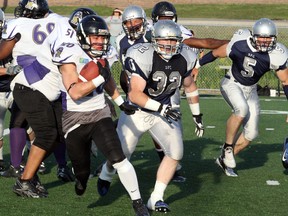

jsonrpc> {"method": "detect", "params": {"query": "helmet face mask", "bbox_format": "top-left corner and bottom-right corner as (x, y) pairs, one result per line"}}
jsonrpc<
(69, 8), (97, 30)
(122, 5), (147, 40)
(251, 18), (277, 52)
(151, 1), (177, 24)
(14, 0), (49, 19)
(77, 15), (110, 58)
(152, 20), (183, 60)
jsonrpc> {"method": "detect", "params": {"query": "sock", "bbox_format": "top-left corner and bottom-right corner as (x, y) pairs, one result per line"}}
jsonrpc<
(223, 143), (233, 149)
(10, 128), (26, 168)
(53, 141), (67, 167)
(99, 161), (116, 182)
(150, 181), (167, 204)
(0, 146), (3, 160)
(113, 158), (141, 201)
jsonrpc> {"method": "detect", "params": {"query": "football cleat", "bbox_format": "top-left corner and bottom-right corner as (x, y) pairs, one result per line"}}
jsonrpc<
(31, 174), (48, 196)
(0, 160), (5, 172)
(75, 178), (86, 196)
(97, 178), (111, 196)
(216, 157), (238, 177)
(147, 198), (170, 213)
(172, 171), (186, 183)
(282, 137), (288, 169)
(38, 162), (46, 175)
(132, 199), (150, 216)
(13, 178), (46, 198)
(222, 145), (236, 168)
(57, 165), (75, 182)
(1, 165), (23, 178)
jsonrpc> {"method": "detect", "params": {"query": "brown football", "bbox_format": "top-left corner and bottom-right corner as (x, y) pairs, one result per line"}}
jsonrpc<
(78, 59), (106, 82)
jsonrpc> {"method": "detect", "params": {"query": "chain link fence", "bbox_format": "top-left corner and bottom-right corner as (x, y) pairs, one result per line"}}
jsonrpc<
(111, 23), (288, 94)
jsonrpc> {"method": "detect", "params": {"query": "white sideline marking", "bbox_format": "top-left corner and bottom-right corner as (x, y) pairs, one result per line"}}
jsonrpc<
(260, 110), (288, 115)
(266, 180), (280, 185)
(206, 126), (216, 128)
(265, 128), (275, 131)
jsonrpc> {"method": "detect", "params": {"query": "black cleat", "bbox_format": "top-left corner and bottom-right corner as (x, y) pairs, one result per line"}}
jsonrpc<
(172, 171), (186, 183)
(1, 165), (23, 178)
(57, 166), (75, 182)
(75, 178), (86, 196)
(38, 162), (46, 175)
(13, 177), (46, 198)
(0, 160), (5, 172)
(97, 178), (111, 196)
(132, 199), (150, 216)
(31, 174), (48, 196)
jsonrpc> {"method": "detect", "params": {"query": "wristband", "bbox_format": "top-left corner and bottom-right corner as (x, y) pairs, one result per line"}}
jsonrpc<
(186, 90), (199, 98)
(189, 103), (200, 115)
(144, 98), (161, 111)
(195, 60), (201, 69)
(199, 51), (217, 67)
(114, 96), (124, 106)
(92, 75), (105, 88)
(283, 85), (288, 100)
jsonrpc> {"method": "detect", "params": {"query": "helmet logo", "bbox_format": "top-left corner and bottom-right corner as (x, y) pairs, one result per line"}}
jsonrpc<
(70, 11), (83, 27)
(25, 0), (38, 10)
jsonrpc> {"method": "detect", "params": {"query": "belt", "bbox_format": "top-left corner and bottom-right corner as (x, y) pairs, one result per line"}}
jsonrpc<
(14, 83), (34, 91)
(224, 74), (238, 83)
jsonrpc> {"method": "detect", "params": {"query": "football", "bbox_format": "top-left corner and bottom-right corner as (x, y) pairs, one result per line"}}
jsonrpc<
(78, 59), (106, 82)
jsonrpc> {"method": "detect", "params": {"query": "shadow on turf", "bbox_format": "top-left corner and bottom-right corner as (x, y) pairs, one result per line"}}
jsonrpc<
(81, 137), (285, 210)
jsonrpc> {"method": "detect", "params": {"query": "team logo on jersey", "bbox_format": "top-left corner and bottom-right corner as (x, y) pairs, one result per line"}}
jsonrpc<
(79, 58), (90, 64)
(55, 47), (64, 58)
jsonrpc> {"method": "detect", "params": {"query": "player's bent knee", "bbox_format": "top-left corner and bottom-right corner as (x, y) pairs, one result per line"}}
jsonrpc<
(244, 130), (258, 141)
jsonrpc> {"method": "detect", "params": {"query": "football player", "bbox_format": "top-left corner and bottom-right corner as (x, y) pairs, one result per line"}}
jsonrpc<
(101, 20), (202, 213)
(196, 18), (288, 177)
(0, 9), (23, 173)
(52, 15), (149, 216)
(0, 0), (78, 197)
(125, 20), (201, 213)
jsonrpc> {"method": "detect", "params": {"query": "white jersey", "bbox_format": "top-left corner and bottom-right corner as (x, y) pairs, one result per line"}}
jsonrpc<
(4, 13), (75, 101)
(53, 43), (106, 112)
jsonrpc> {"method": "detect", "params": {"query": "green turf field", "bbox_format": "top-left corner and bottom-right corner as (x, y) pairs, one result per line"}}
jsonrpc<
(0, 96), (287, 216)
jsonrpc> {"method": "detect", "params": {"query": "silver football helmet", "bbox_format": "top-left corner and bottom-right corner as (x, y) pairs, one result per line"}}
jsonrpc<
(122, 5), (147, 40)
(251, 18), (277, 52)
(152, 20), (183, 60)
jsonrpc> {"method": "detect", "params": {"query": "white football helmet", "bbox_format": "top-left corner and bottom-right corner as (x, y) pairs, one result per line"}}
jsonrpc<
(152, 20), (183, 60)
(122, 5), (147, 40)
(251, 18), (277, 52)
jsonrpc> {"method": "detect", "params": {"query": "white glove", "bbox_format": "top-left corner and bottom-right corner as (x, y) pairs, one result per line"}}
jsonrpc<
(193, 114), (204, 137)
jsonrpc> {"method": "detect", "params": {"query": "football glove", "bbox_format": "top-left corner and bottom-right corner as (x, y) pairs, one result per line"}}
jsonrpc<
(119, 101), (138, 115)
(158, 104), (181, 124)
(193, 113), (204, 137)
(97, 59), (111, 83)
(6, 65), (22, 75)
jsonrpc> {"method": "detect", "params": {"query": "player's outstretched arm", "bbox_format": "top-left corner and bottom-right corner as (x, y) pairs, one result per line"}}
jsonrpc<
(183, 37), (229, 49)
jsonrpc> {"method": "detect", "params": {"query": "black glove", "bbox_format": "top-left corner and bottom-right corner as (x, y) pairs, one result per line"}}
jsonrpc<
(97, 59), (111, 83)
(119, 101), (138, 115)
(6, 65), (23, 75)
(193, 113), (204, 137)
(158, 104), (181, 124)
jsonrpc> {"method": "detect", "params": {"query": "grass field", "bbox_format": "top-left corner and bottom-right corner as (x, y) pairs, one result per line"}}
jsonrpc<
(0, 96), (287, 216)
